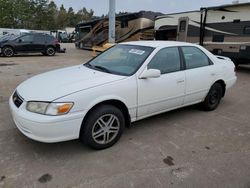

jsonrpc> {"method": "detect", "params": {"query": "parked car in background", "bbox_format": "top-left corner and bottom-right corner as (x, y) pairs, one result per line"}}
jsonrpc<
(0, 33), (61, 57)
(9, 41), (237, 150)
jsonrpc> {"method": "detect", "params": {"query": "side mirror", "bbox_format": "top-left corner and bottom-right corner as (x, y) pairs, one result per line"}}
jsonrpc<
(139, 69), (161, 79)
(18, 39), (22, 43)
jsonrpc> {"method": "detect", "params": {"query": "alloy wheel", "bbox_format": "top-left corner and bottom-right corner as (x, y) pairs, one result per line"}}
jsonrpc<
(91, 114), (120, 145)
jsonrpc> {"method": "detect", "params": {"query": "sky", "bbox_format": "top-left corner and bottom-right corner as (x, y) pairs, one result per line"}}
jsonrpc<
(53, 0), (247, 16)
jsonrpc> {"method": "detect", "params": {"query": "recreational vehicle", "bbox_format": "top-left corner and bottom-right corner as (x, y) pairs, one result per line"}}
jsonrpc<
(155, 3), (250, 65)
(75, 11), (161, 49)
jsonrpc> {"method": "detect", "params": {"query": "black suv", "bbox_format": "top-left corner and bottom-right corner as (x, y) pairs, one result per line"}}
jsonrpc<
(0, 33), (61, 57)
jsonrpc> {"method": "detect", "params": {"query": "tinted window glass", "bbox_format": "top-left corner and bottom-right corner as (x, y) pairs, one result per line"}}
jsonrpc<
(244, 26), (250, 34)
(19, 35), (33, 42)
(121, 20), (128, 28)
(34, 35), (45, 43)
(182, 46), (210, 69)
(179, 20), (186, 32)
(212, 35), (224, 42)
(46, 35), (54, 42)
(148, 47), (181, 74)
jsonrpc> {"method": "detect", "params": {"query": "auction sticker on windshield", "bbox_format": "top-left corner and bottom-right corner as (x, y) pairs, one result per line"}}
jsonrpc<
(129, 49), (145, 55)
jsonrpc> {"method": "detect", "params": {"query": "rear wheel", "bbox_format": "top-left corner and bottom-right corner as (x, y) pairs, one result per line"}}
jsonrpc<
(45, 47), (55, 56)
(81, 105), (125, 150)
(3, 47), (14, 57)
(202, 83), (223, 111)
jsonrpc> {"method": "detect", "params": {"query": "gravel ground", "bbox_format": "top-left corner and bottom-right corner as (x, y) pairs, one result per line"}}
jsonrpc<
(0, 43), (250, 188)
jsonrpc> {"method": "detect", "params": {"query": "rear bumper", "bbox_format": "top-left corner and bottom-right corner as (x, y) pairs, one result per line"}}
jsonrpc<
(226, 76), (237, 90)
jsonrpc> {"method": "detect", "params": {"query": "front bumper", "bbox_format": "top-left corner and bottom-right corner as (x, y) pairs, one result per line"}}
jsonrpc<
(9, 93), (85, 143)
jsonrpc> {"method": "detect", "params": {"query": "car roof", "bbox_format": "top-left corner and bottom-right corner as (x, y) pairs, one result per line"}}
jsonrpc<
(24, 33), (51, 36)
(121, 41), (199, 48)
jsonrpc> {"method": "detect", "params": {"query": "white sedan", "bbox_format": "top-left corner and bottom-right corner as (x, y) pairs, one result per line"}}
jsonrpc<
(9, 41), (237, 149)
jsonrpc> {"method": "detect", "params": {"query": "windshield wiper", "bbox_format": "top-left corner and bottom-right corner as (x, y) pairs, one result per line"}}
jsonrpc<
(85, 64), (111, 73)
(93, 65), (111, 73)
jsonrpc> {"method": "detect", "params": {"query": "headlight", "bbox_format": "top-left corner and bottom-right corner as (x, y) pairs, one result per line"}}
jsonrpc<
(26, 102), (73, 116)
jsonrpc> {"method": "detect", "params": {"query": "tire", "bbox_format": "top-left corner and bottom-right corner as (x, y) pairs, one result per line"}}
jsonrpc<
(202, 83), (223, 111)
(3, 46), (14, 57)
(45, 47), (55, 56)
(81, 105), (125, 150)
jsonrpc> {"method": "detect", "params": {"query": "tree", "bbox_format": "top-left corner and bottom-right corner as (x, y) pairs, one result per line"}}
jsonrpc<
(0, 0), (96, 30)
(57, 5), (68, 29)
(45, 1), (58, 30)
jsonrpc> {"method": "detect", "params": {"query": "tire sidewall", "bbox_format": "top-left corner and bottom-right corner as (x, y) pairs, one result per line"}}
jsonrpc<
(3, 47), (14, 57)
(46, 47), (55, 56)
(82, 105), (125, 150)
(203, 83), (223, 111)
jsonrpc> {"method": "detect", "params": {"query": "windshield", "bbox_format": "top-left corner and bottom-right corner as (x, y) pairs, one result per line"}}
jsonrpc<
(0, 34), (17, 41)
(85, 44), (154, 76)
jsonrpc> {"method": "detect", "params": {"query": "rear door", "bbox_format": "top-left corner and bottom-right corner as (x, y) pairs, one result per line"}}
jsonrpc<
(181, 46), (217, 104)
(33, 35), (46, 51)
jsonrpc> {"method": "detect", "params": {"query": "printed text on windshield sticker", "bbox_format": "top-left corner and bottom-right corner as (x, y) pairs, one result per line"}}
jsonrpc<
(129, 49), (145, 55)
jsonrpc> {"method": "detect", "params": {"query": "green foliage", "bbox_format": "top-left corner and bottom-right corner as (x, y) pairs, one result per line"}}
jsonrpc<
(0, 0), (97, 30)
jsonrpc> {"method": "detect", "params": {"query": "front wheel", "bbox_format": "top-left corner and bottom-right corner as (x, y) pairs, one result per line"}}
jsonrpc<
(3, 47), (14, 57)
(81, 105), (125, 150)
(202, 83), (223, 111)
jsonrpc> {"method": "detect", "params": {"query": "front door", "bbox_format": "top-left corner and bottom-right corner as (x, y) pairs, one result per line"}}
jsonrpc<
(15, 35), (34, 52)
(177, 17), (189, 42)
(137, 47), (185, 119)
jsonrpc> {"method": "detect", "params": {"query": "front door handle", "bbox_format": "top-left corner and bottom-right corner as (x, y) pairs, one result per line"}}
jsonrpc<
(176, 80), (185, 84)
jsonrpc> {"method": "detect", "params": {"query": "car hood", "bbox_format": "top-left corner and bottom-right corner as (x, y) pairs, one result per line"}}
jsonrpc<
(17, 65), (126, 101)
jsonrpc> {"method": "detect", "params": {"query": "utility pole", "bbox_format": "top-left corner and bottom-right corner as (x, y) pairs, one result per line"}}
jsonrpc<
(108, 0), (116, 43)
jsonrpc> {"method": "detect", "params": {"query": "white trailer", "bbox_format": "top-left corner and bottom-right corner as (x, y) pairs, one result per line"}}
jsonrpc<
(155, 2), (250, 64)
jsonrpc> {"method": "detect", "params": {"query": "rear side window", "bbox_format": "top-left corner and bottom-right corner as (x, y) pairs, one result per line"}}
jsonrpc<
(34, 35), (45, 43)
(46, 35), (54, 43)
(182, 46), (210, 69)
(148, 47), (181, 74)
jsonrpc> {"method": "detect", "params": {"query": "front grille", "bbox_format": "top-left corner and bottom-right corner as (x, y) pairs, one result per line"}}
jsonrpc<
(13, 91), (23, 108)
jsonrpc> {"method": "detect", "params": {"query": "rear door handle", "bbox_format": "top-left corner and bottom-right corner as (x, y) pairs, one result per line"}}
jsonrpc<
(211, 73), (216, 76)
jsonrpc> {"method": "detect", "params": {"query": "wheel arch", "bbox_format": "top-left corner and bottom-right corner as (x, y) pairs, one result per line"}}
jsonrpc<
(214, 79), (226, 97)
(3, 45), (15, 52)
(79, 99), (131, 138)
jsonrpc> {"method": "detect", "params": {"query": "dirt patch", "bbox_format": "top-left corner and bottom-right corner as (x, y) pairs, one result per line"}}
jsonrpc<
(0, 63), (17, 67)
(0, 176), (6, 182)
(163, 156), (175, 166)
(38, 173), (52, 183)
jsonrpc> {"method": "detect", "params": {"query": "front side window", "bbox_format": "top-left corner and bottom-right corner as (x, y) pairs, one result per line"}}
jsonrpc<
(182, 46), (210, 69)
(147, 47), (181, 74)
(18, 35), (33, 42)
(85, 44), (154, 76)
